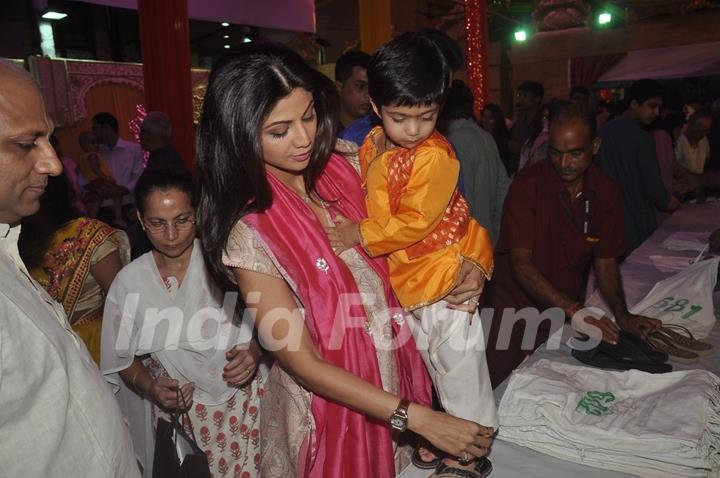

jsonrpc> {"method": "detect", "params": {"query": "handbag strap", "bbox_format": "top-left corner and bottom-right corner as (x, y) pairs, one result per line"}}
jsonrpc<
(174, 387), (201, 447)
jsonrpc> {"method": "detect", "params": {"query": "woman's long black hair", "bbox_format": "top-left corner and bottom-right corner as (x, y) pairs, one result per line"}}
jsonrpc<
(196, 42), (338, 290)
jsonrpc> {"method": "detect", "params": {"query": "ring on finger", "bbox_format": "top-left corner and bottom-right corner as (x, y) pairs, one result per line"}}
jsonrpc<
(468, 297), (480, 305)
(458, 451), (472, 466)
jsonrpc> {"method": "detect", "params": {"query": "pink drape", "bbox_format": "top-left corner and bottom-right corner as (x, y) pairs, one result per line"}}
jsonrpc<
(244, 154), (432, 477)
(568, 53), (626, 87)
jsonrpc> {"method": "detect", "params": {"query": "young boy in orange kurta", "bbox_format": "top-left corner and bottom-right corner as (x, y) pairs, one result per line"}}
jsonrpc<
(331, 32), (498, 476)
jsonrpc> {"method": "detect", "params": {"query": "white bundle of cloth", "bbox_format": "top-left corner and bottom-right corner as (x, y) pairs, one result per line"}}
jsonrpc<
(631, 257), (719, 339)
(498, 359), (720, 478)
(660, 231), (710, 253)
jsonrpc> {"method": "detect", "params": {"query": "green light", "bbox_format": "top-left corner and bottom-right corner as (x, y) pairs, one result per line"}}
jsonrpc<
(514, 30), (528, 42)
(598, 12), (612, 25)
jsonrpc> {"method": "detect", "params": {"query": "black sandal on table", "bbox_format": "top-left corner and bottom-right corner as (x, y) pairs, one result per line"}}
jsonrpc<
(434, 458), (493, 478)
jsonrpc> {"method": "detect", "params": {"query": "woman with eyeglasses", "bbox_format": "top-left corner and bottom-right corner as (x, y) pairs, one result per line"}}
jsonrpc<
(101, 168), (264, 477)
(195, 43), (491, 478)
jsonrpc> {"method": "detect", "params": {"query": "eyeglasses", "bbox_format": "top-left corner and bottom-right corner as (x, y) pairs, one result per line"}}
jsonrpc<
(144, 216), (196, 234)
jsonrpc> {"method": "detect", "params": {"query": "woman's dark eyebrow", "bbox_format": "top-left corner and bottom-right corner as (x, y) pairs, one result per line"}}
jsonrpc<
(264, 100), (315, 128)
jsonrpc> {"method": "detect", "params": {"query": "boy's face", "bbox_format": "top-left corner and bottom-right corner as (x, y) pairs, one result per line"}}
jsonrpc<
(373, 102), (440, 150)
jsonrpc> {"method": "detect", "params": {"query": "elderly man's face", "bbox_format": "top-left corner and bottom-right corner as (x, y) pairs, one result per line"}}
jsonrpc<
(548, 118), (600, 186)
(0, 72), (62, 224)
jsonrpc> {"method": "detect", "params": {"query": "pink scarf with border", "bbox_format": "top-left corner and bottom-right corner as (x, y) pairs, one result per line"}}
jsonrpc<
(243, 153), (431, 477)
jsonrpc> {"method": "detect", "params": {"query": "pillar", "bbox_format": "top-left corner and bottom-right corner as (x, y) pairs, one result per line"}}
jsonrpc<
(358, 0), (391, 54)
(138, 0), (195, 173)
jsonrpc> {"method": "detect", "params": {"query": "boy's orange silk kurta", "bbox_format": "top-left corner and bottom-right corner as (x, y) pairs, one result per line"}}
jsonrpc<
(359, 127), (494, 310)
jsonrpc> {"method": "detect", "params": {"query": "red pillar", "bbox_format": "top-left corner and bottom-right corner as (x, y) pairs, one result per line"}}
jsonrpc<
(138, 0), (195, 173)
(464, 0), (489, 118)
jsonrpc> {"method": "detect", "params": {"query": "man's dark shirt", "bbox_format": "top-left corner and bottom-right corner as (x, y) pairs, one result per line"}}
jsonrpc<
(509, 113), (541, 176)
(485, 159), (625, 386)
(145, 145), (188, 174)
(596, 116), (670, 254)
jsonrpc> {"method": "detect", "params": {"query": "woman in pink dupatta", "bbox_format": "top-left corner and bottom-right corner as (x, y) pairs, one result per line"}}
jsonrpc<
(195, 43), (493, 478)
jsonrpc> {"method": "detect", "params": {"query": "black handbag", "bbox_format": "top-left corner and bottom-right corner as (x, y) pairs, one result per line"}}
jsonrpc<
(152, 389), (211, 478)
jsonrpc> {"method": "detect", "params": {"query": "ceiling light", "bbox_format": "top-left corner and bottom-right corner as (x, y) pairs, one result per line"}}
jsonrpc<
(41, 10), (67, 20)
(224, 44), (230, 49)
(243, 36), (252, 43)
(598, 12), (612, 25)
(221, 22), (229, 27)
(223, 34), (229, 39)
(514, 29), (528, 42)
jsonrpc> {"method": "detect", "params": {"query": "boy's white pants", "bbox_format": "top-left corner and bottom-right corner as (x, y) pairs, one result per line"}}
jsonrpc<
(410, 300), (499, 429)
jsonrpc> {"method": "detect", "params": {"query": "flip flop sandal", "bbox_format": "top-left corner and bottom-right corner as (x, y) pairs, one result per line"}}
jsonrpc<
(646, 333), (699, 364)
(653, 325), (713, 356)
(434, 458), (493, 478)
(572, 331), (672, 373)
(412, 447), (441, 470)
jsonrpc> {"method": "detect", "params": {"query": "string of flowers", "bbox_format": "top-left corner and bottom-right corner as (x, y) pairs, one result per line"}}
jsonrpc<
(129, 103), (149, 164)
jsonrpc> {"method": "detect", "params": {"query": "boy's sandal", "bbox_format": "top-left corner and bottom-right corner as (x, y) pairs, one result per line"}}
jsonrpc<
(412, 446), (441, 470)
(434, 458), (493, 478)
(652, 324), (713, 356)
(646, 333), (700, 364)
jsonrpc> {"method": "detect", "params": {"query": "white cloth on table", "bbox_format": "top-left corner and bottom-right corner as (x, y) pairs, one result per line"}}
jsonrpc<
(650, 254), (700, 273)
(498, 359), (720, 478)
(0, 223), (139, 478)
(660, 231), (710, 253)
(630, 257), (719, 339)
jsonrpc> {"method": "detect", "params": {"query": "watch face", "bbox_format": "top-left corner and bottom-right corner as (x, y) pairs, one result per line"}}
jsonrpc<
(390, 415), (406, 431)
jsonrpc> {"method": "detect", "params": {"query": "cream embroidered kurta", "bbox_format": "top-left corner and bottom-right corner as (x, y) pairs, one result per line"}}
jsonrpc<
(0, 223), (139, 478)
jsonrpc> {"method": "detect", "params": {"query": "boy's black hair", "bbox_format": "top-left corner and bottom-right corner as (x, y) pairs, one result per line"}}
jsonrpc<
(368, 31), (449, 108)
(418, 29), (463, 71)
(334, 50), (372, 83)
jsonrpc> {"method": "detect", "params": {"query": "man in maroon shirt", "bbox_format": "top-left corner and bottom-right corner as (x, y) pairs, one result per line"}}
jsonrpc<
(485, 102), (661, 387)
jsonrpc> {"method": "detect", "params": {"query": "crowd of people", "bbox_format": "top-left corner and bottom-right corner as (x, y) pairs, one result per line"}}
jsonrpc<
(1, 26), (720, 478)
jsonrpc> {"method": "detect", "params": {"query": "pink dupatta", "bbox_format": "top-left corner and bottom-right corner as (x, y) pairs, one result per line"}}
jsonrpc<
(243, 154), (431, 477)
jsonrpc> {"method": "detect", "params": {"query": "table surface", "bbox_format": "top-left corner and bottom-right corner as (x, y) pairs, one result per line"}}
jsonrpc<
(400, 202), (720, 478)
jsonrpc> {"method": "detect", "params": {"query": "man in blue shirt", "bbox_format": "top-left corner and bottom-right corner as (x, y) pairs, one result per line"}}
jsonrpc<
(595, 79), (679, 255)
(335, 50), (372, 137)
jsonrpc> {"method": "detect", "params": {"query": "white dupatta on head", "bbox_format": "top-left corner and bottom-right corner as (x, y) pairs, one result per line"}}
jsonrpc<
(101, 239), (254, 406)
